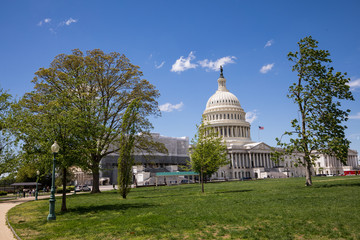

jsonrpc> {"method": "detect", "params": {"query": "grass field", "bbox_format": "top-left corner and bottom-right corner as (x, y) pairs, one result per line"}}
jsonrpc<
(7, 176), (360, 240)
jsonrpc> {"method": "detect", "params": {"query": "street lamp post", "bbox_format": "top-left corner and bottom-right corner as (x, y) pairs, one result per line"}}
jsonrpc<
(73, 178), (76, 195)
(47, 141), (60, 221)
(35, 170), (40, 200)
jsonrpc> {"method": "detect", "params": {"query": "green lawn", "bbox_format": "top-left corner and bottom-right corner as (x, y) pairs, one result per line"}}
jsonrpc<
(7, 176), (360, 240)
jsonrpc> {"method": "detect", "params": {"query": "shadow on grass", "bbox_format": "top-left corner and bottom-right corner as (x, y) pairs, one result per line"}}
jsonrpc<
(133, 192), (194, 199)
(214, 189), (253, 194)
(61, 202), (156, 215)
(314, 182), (360, 188)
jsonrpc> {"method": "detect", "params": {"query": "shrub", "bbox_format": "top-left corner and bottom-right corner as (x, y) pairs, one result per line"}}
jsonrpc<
(56, 186), (75, 193)
(0, 191), (8, 196)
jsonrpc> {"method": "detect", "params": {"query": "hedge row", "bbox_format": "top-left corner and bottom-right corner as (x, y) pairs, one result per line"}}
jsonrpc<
(0, 191), (8, 196)
(56, 186), (75, 194)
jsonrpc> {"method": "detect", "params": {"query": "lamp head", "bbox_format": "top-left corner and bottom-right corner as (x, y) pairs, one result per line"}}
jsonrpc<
(51, 141), (60, 153)
(36, 170), (40, 176)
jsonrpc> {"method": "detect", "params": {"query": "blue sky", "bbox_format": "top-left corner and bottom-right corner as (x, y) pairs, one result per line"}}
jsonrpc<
(1, 1), (360, 157)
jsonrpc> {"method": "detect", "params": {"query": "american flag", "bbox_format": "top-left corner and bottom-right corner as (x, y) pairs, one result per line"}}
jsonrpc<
(259, 126), (264, 130)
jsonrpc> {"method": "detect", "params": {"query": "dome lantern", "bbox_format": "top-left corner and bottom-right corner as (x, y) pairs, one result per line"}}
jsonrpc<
(217, 65), (228, 92)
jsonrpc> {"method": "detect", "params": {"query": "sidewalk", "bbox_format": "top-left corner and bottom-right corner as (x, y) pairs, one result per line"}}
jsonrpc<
(0, 186), (115, 240)
(0, 195), (42, 240)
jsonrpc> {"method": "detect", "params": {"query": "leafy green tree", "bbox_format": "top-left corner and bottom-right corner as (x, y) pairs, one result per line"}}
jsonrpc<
(25, 49), (162, 193)
(0, 87), (11, 132)
(275, 36), (354, 186)
(118, 99), (140, 199)
(9, 85), (86, 211)
(0, 87), (18, 178)
(190, 119), (228, 192)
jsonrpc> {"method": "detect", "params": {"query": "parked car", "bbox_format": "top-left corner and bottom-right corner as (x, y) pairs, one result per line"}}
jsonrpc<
(75, 185), (91, 192)
(241, 177), (252, 181)
(180, 179), (193, 184)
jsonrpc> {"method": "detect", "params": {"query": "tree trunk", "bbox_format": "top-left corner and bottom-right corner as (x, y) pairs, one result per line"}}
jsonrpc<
(90, 154), (101, 193)
(61, 167), (67, 212)
(305, 160), (313, 186)
(201, 168), (204, 193)
(91, 164), (101, 193)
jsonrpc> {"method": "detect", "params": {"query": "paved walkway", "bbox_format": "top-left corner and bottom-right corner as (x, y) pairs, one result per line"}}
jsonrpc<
(0, 186), (115, 240)
(0, 195), (40, 240)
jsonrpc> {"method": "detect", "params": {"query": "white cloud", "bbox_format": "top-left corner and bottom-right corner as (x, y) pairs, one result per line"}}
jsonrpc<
(349, 112), (360, 120)
(198, 56), (236, 71)
(348, 78), (360, 89)
(264, 40), (274, 48)
(246, 110), (258, 123)
(49, 28), (56, 34)
(38, 18), (51, 26)
(155, 61), (165, 69)
(171, 52), (197, 73)
(159, 102), (184, 112)
(171, 53), (237, 73)
(260, 63), (275, 74)
(59, 17), (78, 26)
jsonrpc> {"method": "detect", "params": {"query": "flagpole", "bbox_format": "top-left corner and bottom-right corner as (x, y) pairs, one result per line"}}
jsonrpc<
(258, 126), (264, 142)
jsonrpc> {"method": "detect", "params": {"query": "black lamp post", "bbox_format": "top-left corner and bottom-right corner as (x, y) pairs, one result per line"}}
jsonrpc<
(35, 170), (40, 200)
(47, 141), (60, 221)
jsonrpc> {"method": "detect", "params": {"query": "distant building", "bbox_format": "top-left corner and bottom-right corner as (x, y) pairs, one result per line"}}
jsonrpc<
(201, 68), (358, 180)
(99, 133), (190, 185)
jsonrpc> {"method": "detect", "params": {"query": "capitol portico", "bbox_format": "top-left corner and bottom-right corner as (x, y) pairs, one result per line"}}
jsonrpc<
(202, 67), (358, 180)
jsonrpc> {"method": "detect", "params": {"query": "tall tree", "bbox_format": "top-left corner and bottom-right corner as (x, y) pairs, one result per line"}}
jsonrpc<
(30, 49), (162, 193)
(190, 119), (228, 192)
(9, 85), (85, 212)
(274, 36), (354, 186)
(118, 99), (140, 199)
(0, 87), (11, 132)
(0, 87), (15, 177)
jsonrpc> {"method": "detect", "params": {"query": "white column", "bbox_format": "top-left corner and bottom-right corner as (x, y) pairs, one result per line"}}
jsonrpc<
(231, 153), (234, 169)
(249, 154), (251, 168)
(236, 153), (238, 168)
(240, 154), (244, 168)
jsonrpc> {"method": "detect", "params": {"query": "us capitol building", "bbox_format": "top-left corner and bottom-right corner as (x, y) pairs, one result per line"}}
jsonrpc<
(94, 68), (358, 186)
(201, 68), (358, 180)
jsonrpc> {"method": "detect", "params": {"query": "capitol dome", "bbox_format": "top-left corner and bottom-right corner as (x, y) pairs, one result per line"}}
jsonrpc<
(203, 67), (252, 143)
(206, 90), (241, 109)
